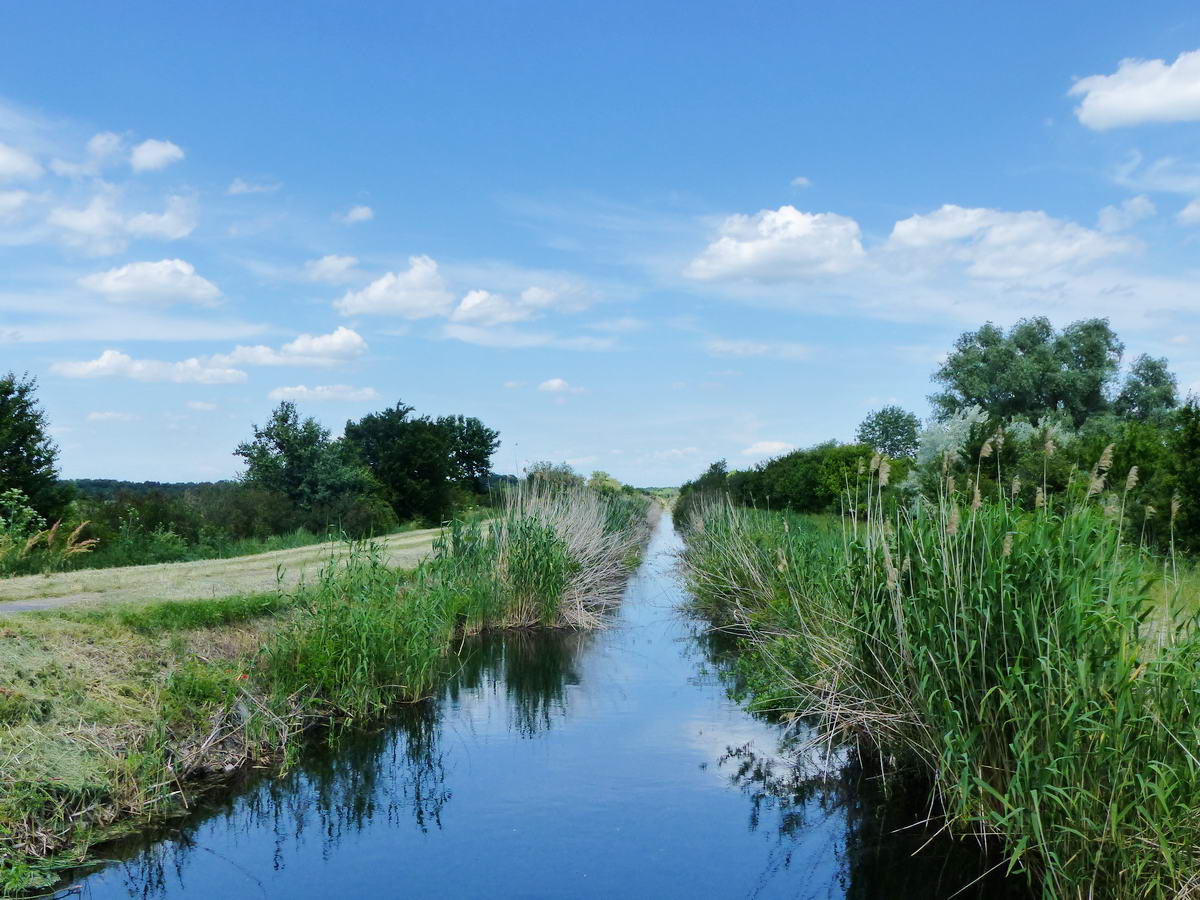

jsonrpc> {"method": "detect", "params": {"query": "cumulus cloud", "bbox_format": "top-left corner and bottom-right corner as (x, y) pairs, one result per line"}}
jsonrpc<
(0, 143), (42, 181)
(704, 338), (810, 360)
(685, 205), (865, 282)
(50, 132), (124, 177)
(48, 189), (196, 254)
(212, 326), (368, 368)
(336, 204), (374, 225)
(334, 255), (453, 317)
(887, 204), (1130, 279)
(1179, 199), (1200, 225)
(1098, 194), (1156, 232)
(449, 289), (536, 326)
(267, 384), (380, 403)
(126, 195), (197, 240)
(78, 259), (220, 305)
(87, 411), (140, 422)
(1070, 49), (1200, 129)
(303, 254), (360, 283)
(130, 139), (184, 172)
(52, 350), (246, 384)
(741, 440), (793, 457)
(227, 177), (281, 195)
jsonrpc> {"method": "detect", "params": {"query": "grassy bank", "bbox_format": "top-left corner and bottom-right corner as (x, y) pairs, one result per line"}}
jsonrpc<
(681, 472), (1200, 898)
(0, 484), (652, 895)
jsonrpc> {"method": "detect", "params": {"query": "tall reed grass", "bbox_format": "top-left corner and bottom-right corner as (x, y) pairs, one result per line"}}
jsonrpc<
(682, 462), (1200, 898)
(0, 483), (652, 894)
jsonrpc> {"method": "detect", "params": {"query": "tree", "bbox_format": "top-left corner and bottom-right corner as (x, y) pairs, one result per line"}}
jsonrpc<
(526, 461), (585, 490)
(930, 317), (1123, 426)
(587, 470), (623, 495)
(0, 372), (71, 520)
(856, 406), (920, 458)
(1114, 354), (1178, 422)
(1168, 398), (1200, 552)
(234, 401), (366, 510)
(436, 414), (500, 489)
(343, 404), (456, 523)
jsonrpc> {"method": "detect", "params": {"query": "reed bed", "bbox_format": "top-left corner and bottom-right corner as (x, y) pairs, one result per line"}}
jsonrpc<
(0, 484), (652, 895)
(682, 469), (1200, 898)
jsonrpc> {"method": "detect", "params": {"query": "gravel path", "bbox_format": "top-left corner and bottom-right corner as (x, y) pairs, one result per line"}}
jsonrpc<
(0, 528), (442, 613)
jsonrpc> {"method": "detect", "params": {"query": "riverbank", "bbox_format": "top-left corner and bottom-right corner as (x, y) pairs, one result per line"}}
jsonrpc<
(680, 491), (1200, 899)
(0, 485), (652, 895)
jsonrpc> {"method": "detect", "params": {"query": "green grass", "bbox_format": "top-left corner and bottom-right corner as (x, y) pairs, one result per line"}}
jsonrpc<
(681, 481), (1200, 898)
(0, 483), (652, 895)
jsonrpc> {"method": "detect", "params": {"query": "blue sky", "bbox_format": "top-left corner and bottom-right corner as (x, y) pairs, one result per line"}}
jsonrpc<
(2, 2), (1200, 486)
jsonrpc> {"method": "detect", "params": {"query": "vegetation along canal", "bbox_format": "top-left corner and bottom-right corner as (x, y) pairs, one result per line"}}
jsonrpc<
(69, 514), (1029, 899)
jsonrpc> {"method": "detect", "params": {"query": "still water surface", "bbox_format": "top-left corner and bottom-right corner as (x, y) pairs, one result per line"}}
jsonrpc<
(72, 514), (1029, 898)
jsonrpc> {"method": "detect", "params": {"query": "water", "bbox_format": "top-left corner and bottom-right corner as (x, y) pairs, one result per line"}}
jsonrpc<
(69, 514), (1029, 899)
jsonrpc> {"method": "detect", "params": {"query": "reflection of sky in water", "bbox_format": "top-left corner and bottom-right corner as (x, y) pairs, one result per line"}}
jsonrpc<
(70, 516), (1029, 900)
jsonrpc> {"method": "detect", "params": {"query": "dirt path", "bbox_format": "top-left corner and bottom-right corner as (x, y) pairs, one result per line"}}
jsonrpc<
(0, 528), (442, 613)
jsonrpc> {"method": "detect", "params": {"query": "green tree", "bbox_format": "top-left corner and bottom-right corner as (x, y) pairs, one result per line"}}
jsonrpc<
(930, 317), (1123, 426)
(1114, 354), (1178, 422)
(527, 460), (585, 490)
(343, 403), (456, 523)
(234, 401), (366, 510)
(587, 470), (623, 495)
(0, 372), (71, 519)
(856, 405), (920, 458)
(436, 414), (500, 489)
(1168, 398), (1200, 552)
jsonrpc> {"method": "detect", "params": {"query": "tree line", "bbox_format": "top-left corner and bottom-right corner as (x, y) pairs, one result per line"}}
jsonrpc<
(0, 380), (502, 572)
(677, 317), (1200, 551)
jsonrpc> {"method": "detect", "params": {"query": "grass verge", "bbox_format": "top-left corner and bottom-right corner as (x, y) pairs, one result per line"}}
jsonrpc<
(681, 479), (1200, 899)
(0, 484), (652, 895)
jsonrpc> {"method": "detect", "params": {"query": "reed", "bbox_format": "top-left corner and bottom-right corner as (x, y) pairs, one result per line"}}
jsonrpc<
(682, 473), (1200, 898)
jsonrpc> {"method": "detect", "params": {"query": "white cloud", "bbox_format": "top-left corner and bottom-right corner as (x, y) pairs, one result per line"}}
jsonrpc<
(213, 326), (368, 368)
(1113, 152), (1200, 195)
(1070, 49), (1200, 130)
(1179, 199), (1200, 225)
(1098, 194), (1155, 232)
(303, 254), (360, 283)
(450, 289), (535, 326)
(887, 204), (1130, 279)
(704, 338), (810, 360)
(334, 255), (453, 317)
(685, 205), (865, 282)
(126, 195), (197, 240)
(87, 411), (140, 422)
(502, 380), (526, 389)
(50, 132), (124, 177)
(653, 447), (699, 460)
(0, 143), (42, 181)
(227, 177), (281, 195)
(267, 384), (380, 403)
(589, 316), (645, 333)
(791, 176), (811, 188)
(130, 139), (184, 172)
(443, 323), (614, 351)
(0, 190), (32, 220)
(741, 440), (793, 457)
(187, 400), (217, 411)
(78, 259), (220, 305)
(336, 204), (374, 225)
(52, 349), (246, 384)
(538, 378), (584, 394)
(49, 189), (198, 254)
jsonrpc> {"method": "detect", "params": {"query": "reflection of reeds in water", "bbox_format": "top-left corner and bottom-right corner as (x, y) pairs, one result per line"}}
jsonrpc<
(92, 623), (599, 898)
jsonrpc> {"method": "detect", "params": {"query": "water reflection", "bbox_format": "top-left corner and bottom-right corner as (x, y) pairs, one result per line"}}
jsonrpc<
(70, 516), (1028, 899)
